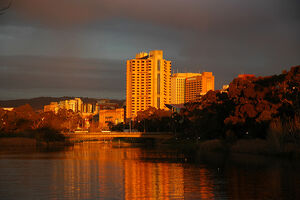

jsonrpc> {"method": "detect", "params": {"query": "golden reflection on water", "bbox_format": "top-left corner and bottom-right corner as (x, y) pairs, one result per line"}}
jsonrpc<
(124, 159), (184, 199)
(54, 142), (216, 199)
(2, 142), (300, 199)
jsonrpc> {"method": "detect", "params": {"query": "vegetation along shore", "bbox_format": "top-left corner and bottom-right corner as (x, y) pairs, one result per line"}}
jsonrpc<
(0, 66), (299, 157)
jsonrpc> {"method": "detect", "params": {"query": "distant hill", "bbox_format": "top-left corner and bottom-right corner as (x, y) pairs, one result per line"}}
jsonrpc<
(0, 97), (125, 110)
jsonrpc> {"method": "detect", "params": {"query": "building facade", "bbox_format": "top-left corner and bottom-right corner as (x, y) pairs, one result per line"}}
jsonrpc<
(126, 50), (171, 119)
(44, 98), (83, 113)
(171, 73), (201, 104)
(44, 102), (59, 113)
(99, 108), (125, 130)
(237, 74), (255, 80)
(185, 72), (215, 102)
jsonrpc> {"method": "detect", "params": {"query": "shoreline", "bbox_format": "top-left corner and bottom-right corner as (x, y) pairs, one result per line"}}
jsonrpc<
(160, 138), (300, 159)
(1, 136), (300, 159)
(0, 137), (73, 149)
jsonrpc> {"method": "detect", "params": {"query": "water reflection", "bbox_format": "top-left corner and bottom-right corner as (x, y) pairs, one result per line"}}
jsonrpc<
(0, 142), (300, 199)
(124, 158), (184, 199)
(224, 154), (300, 200)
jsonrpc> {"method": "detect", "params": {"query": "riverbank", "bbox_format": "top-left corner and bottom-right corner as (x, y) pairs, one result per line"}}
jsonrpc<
(1, 134), (300, 159)
(0, 136), (73, 151)
(160, 138), (300, 159)
(0, 128), (70, 145)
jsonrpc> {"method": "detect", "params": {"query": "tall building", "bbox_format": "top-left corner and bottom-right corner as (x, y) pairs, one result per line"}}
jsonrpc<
(185, 72), (215, 102)
(126, 50), (171, 119)
(171, 73), (201, 104)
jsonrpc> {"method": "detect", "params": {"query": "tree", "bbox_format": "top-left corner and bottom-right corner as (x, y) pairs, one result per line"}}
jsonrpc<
(135, 107), (172, 132)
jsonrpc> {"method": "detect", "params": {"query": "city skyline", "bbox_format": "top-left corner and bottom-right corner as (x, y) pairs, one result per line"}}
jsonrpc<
(0, 0), (300, 100)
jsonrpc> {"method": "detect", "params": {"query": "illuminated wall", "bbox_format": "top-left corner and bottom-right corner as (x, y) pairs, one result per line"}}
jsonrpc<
(44, 102), (59, 113)
(126, 50), (171, 119)
(171, 73), (201, 104)
(99, 108), (125, 129)
(44, 98), (84, 113)
(185, 72), (214, 102)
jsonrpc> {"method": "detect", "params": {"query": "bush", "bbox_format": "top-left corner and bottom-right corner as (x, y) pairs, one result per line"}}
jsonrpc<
(34, 127), (66, 142)
(267, 116), (300, 152)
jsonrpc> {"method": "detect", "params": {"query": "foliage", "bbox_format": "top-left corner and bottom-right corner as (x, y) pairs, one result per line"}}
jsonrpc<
(179, 65), (300, 140)
(33, 127), (66, 142)
(109, 122), (126, 132)
(0, 105), (83, 141)
(134, 107), (172, 132)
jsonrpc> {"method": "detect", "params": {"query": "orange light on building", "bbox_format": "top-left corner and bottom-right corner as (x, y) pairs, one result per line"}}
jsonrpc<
(237, 74), (255, 79)
(171, 73), (202, 104)
(99, 108), (125, 130)
(44, 102), (59, 113)
(185, 72), (215, 102)
(126, 50), (171, 119)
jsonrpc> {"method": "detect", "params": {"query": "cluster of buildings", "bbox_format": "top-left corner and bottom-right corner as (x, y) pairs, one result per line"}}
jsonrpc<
(43, 50), (215, 130)
(44, 98), (96, 115)
(126, 50), (215, 119)
(44, 98), (125, 130)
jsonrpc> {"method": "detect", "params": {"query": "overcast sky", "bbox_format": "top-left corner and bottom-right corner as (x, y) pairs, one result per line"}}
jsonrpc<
(0, 0), (299, 100)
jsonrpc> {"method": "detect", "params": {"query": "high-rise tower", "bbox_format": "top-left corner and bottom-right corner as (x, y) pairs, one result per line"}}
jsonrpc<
(126, 50), (171, 119)
(171, 73), (201, 104)
(185, 72), (215, 102)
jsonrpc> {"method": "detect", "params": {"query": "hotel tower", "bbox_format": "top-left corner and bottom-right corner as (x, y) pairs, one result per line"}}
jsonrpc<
(126, 50), (171, 119)
(171, 72), (215, 103)
(185, 72), (215, 102)
(171, 73), (201, 104)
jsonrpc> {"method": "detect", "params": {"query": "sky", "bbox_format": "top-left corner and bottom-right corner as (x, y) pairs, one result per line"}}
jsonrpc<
(0, 0), (299, 100)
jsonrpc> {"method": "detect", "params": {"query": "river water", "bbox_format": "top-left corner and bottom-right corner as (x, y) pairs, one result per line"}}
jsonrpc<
(0, 142), (300, 199)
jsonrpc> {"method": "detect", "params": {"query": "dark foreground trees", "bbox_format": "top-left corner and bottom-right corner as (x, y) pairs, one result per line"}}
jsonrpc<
(133, 66), (300, 144)
(134, 107), (172, 132)
(181, 66), (300, 141)
(0, 105), (83, 141)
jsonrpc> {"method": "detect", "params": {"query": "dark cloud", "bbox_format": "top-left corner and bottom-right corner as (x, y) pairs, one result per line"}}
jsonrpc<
(0, 55), (125, 99)
(4, 0), (297, 30)
(0, 0), (299, 99)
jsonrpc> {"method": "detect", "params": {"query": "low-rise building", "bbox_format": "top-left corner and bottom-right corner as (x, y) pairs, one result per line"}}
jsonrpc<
(99, 108), (125, 130)
(221, 85), (229, 93)
(44, 98), (83, 113)
(237, 74), (255, 80)
(44, 102), (59, 113)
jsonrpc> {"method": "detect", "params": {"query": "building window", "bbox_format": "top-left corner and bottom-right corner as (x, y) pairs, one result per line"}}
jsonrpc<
(157, 74), (160, 95)
(157, 60), (160, 71)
